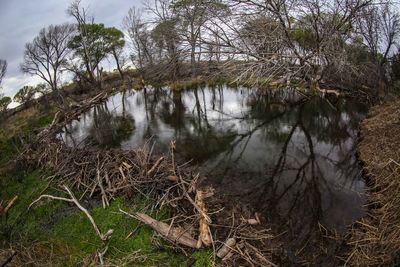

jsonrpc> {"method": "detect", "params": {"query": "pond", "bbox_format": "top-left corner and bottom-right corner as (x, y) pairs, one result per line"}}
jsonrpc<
(59, 85), (368, 260)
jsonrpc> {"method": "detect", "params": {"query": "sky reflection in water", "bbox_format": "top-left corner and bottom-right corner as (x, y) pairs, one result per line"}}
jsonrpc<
(60, 85), (368, 241)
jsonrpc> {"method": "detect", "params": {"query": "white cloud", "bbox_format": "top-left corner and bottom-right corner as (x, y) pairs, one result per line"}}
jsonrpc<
(0, 0), (143, 98)
(2, 75), (42, 98)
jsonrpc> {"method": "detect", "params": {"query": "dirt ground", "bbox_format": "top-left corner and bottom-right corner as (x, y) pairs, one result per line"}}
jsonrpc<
(346, 99), (400, 266)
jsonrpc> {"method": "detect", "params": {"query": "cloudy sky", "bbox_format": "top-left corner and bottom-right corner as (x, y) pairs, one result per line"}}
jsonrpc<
(0, 0), (142, 101)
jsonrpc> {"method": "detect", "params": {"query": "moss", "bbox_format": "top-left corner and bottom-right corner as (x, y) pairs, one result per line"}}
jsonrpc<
(206, 78), (230, 87)
(192, 250), (214, 267)
(0, 139), (17, 165)
(170, 77), (208, 91)
(0, 173), (190, 266)
(42, 196), (186, 265)
(145, 80), (164, 89)
(0, 168), (59, 242)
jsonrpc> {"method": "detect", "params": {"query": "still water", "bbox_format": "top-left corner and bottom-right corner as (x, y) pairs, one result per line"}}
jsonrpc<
(60, 85), (367, 242)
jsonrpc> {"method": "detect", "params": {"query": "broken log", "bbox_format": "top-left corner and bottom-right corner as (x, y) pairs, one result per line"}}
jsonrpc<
(120, 210), (198, 248)
(217, 238), (236, 259)
(196, 190), (212, 247)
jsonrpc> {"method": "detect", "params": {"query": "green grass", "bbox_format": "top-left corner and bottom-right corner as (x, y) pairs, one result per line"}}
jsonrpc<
(0, 167), (200, 266)
(46, 197), (187, 265)
(192, 250), (214, 267)
(0, 167), (191, 265)
(0, 103), (214, 266)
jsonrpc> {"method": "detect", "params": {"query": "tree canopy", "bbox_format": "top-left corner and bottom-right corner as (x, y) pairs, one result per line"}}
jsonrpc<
(21, 23), (75, 99)
(68, 23), (125, 84)
(0, 96), (11, 113)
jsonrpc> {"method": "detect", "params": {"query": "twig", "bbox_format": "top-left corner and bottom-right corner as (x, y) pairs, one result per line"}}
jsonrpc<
(29, 185), (113, 242)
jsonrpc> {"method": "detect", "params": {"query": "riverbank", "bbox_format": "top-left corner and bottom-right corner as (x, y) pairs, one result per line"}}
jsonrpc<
(0, 91), (213, 266)
(0, 80), (386, 266)
(347, 99), (400, 266)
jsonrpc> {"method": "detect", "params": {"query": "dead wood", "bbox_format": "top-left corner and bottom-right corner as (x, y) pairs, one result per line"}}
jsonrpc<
(120, 209), (199, 248)
(217, 238), (236, 259)
(16, 89), (277, 266)
(30, 185), (113, 242)
(196, 190), (212, 247)
(1, 196), (18, 215)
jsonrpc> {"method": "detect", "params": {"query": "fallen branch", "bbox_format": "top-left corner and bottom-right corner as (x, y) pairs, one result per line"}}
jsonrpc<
(30, 185), (113, 242)
(196, 190), (212, 247)
(147, 156), (164, 177)
(120, 209), (199, 248)
(217, 238), (236, 259)
(0, 196), (18, 215)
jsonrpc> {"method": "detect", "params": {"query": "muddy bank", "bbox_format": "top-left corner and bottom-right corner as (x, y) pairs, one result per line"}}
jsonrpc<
(347, 99), (400, 266)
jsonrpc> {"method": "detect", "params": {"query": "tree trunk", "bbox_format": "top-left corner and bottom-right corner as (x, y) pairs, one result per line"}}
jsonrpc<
(113, 49), (124, 79)
(191, 43), (196, 77)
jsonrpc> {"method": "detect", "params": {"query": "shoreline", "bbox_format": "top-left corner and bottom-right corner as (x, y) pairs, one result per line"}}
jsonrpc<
(347, 99), (400, 266)
(1, 81), (389, 266)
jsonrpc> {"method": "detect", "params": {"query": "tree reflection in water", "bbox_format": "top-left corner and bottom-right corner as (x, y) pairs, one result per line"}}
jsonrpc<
(59, 85), (368, 263)
(62, 90), (135, 149)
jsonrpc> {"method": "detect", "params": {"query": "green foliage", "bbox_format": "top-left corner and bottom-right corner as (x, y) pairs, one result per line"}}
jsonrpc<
(291, 28), (316, 51)
(242, 16), (279, 35)
(104, 26), (125, 53)
(13, 85), (36, 104)
(13, 83), (50, 105)
(171, 0), (228, 25)
(0, 96), (11, 112)
(151, 19), (181, 49)
(48, 197), (178, 263)
(69, 23), (125, 69)
(35, 83), (51, 96)
(0, 138), (17, 165)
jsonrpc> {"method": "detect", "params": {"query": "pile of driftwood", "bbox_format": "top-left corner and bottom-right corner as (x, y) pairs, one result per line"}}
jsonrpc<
(18, 93), (276, 266)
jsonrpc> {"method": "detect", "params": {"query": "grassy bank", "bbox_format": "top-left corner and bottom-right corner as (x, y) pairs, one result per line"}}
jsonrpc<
(347, 99), (400, 266)
(0, 102), (212, 266)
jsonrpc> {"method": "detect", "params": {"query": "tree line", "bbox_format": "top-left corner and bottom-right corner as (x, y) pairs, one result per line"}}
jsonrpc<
(1, 0), (400, 112)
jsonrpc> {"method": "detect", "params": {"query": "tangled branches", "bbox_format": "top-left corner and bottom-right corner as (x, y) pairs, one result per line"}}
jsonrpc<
(18, 109), (276, 266)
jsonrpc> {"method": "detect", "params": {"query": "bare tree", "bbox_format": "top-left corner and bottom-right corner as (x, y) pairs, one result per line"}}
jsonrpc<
(144, 0), (183, 80)
(21, 23), (75, 100)
(356, 1), (400, 91)
(171, 0), (227, 76)
(206, 0), (374, 90)
(123, 7), (155, 70)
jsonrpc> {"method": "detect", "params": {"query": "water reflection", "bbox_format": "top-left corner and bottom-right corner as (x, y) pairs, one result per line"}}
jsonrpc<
(59, 86), (367, 255)
(63, 91), (135, 148)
